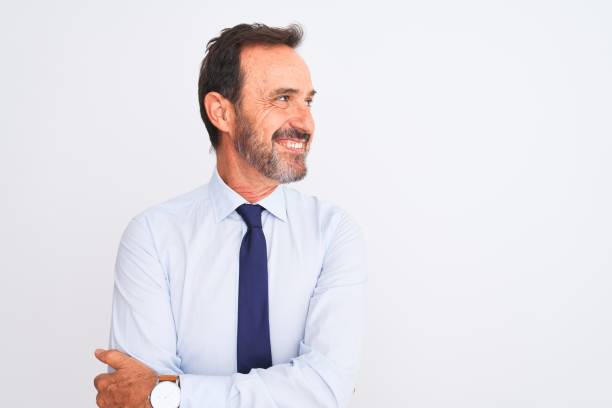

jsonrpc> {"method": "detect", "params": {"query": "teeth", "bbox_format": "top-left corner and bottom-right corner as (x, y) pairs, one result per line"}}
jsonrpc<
(285, 141), (303, 149)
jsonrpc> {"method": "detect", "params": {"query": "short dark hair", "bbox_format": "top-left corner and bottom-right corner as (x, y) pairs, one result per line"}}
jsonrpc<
(198, 23), (304, 149)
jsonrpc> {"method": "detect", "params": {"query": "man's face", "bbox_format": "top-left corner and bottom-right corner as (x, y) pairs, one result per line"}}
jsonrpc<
(231, 44), (316, 183)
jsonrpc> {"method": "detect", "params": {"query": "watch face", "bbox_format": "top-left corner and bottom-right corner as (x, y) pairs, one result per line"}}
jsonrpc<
(150, 381), (181, 408)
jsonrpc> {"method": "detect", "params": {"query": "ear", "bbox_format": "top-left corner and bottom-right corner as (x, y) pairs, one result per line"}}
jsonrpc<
(204, 91), (234, 133)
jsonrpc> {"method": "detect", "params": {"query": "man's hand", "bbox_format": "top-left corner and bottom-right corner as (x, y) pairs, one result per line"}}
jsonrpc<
(93, 348), (158, 408)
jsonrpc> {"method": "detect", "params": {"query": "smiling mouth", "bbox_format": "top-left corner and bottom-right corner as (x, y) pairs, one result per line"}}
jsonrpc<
(275, 138), (307, 152)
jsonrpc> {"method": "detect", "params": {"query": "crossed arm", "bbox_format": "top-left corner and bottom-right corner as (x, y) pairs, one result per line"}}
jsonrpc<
(94, 213), (367, 408)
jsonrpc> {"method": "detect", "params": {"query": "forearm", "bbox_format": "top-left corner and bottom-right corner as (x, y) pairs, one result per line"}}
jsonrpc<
(179, 341), (359, 408)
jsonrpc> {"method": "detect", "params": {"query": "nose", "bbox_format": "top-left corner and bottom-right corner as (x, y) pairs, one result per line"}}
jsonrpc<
(288, 104), (315, 136)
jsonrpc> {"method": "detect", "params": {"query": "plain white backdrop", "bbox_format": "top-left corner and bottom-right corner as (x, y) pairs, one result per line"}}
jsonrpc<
(1, 0), (611, 406)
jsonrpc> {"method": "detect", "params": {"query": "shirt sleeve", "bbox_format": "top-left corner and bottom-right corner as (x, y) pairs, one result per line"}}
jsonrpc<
(179, 211), (367, 408)
(109, 211), (367, 408)
(109, 215), (183, 375)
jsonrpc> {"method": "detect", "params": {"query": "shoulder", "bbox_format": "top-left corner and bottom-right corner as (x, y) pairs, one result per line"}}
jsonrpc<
(282, 186), (363, 246)
(128, 183), (212, 232)
(284, 187), (367, 284)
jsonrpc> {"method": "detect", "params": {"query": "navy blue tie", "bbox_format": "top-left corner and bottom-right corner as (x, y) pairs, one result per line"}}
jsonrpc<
(235, 204), (272, 374)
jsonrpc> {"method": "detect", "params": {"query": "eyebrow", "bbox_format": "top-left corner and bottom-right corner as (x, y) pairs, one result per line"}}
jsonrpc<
(270, 88), (317, 97)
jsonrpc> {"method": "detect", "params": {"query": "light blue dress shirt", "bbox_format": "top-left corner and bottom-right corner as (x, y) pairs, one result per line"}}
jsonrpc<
(109, 167), (367, 407)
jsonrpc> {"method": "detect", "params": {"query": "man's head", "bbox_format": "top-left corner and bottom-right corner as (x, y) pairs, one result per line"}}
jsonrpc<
(198, 23), (316, 183)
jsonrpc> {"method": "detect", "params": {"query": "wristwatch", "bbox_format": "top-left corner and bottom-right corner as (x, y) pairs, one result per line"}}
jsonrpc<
(149, 374), (181, 408)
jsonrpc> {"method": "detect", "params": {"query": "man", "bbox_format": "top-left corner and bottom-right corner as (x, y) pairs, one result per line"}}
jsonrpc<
(94, 23), (367, 408)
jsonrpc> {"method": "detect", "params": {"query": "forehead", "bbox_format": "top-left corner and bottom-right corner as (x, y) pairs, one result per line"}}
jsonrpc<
(239, 44), (312, 95)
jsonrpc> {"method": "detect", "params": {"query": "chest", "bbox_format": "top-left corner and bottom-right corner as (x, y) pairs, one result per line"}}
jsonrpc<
(157, 217), (324, 374)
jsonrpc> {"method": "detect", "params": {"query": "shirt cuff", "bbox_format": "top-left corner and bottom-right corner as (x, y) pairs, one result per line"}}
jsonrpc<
(179, 374), (233, 407)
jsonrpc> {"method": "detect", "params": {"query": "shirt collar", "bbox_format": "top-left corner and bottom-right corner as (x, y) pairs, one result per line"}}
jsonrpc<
(209, 166), (287, 223)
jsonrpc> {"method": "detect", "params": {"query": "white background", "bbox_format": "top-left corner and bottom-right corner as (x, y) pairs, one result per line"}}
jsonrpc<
(1, 1), (611, 406)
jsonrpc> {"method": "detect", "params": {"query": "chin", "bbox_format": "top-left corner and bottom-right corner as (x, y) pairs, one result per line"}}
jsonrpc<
(274, 164), (307, 184)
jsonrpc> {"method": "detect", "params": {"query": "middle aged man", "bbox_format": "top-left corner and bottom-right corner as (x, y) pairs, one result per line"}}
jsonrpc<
(93, 23), (367, 408)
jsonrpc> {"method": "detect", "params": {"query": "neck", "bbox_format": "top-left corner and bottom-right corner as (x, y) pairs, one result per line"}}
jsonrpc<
(216, 143), (279, 204)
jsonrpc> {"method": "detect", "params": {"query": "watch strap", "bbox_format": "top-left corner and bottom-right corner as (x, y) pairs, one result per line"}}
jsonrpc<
(158, 375), (179, 384)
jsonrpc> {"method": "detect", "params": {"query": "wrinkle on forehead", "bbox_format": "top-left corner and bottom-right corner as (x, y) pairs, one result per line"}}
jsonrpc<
(239, 44), (312, 99)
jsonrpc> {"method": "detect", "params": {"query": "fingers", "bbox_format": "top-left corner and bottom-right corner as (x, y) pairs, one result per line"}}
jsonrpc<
(93, 373), (108, 391)
(95, 392), (104, 408)
(95, 388), (114, 408)
(94, 348), (131, 369)
(93, 353), (157, 408)
(94, 373), (120, 408)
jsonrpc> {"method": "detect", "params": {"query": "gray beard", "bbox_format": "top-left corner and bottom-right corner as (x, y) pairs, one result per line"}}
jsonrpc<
(233, 115), (308, 184)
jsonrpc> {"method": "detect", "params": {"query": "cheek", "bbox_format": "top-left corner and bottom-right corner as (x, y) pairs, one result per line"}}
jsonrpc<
(257, 111), (288, 140)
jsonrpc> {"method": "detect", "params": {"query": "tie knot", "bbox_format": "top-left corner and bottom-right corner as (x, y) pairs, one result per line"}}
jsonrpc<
(236, 204), (264, 228)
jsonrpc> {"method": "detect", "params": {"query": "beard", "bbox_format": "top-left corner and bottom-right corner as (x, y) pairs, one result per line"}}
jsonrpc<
(233, 110), (310, 184)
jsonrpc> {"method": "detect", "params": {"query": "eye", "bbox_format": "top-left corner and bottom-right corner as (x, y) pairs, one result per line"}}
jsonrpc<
(276, 95), (290, 102)
(305, 98), (313, 107)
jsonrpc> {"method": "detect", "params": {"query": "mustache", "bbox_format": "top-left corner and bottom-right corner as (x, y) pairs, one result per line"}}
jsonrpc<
(272, 128), (310, 142)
